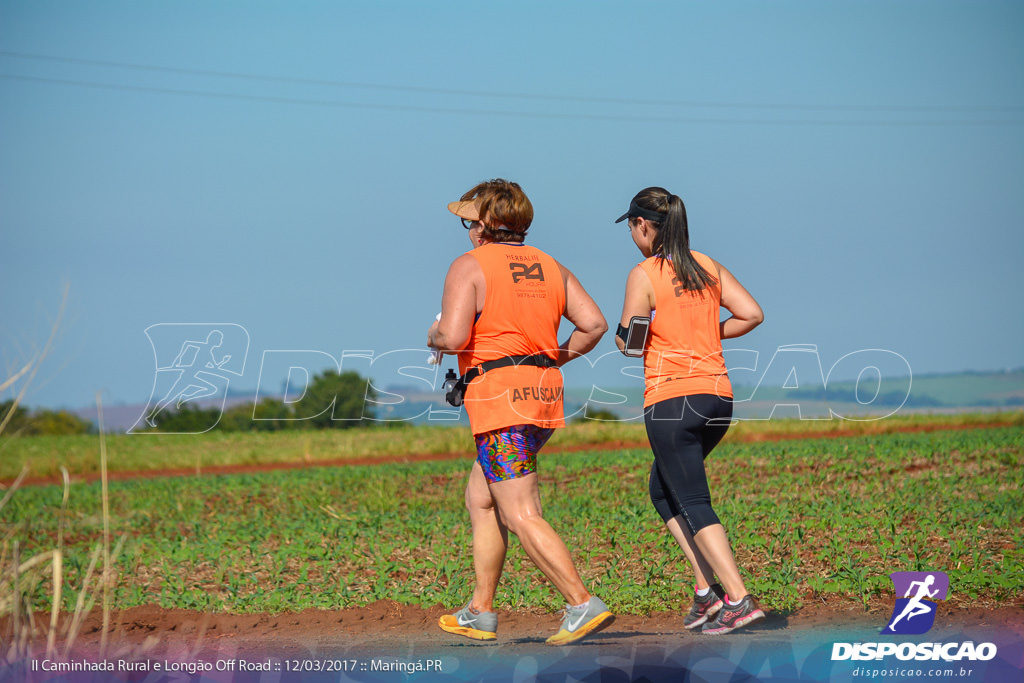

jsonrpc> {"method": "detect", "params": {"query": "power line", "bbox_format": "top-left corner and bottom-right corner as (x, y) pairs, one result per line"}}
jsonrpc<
(2, 49), (1022, 115)
(4, 73), (1023, 127)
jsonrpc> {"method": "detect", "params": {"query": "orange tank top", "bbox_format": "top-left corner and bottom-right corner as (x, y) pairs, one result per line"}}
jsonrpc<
(459, 243), (566, 435)
(639, 251), (732, 407)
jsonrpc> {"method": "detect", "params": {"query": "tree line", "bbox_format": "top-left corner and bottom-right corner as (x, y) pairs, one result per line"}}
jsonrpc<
(146, 369), (384, 432)
(2, 370), (385, 436)
(0, 400), (94, 436)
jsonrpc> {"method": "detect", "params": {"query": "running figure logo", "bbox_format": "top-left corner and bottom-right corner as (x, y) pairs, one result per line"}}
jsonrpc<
(881, 571), (949, 635)
(131, 324), (249, 434)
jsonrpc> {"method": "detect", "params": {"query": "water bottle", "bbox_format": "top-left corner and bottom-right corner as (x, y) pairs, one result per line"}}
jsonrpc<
(442, 368), (463, 407)
(442, 368), (458, 395)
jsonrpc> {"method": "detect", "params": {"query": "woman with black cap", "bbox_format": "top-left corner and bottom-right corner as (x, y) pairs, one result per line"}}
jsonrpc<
(615, 186), (765, 635)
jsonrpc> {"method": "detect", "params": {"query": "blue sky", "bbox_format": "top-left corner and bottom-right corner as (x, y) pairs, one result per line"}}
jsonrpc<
(2, 0), (1022, 412)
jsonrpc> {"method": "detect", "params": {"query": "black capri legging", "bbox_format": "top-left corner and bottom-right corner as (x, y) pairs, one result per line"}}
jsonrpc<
(645, 393), (732, 535)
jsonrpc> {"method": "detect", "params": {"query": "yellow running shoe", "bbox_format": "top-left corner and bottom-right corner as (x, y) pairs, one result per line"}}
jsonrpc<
(438, 604), (497, 641)
(545, 597), (614, 645)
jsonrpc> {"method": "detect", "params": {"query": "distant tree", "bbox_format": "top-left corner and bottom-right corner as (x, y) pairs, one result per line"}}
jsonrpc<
(25, 409), (93, 435)
(0, 400), (93, 435)
(0, 400), (31, 434)
(148, 403), (223, 433)
(289, 369), (377, 429)
(219, 398), (293, 431)
(145, 370), (377, 431)
(251, 398), (293, 430)
(217, 403), (254, 432)
(572, 407), (620, 424)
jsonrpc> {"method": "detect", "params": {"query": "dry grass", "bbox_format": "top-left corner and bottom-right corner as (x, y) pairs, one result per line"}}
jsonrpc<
(0, 287), (136, 664)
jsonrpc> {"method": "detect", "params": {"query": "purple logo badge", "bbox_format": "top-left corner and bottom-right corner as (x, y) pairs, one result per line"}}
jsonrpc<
(881, 571), (949, 635)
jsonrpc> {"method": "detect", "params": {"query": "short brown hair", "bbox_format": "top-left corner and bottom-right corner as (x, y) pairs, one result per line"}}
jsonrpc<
(460, 178), (533, 243)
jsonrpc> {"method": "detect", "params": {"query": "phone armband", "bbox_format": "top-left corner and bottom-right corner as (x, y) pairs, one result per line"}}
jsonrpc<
(618, 316), (650, 357)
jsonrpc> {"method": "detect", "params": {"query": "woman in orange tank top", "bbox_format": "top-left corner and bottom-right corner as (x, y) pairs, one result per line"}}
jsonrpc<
(615, 186), (766, 635)
(427, 179), (613, 644)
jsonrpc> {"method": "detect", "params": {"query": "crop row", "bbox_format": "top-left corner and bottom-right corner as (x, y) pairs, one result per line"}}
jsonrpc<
(4, 410), (1021, 482)
(2, 426), (1021, 617)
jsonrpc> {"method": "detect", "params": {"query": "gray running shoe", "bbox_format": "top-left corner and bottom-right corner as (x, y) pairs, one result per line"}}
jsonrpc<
(438, 604), (497, 640)
(684, 583), (725, 630)
(702, 594), (765, 635)
(546, 596), (615, 645)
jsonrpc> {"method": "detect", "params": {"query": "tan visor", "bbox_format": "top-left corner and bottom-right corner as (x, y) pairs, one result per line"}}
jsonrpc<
(447, 198), (482, 221)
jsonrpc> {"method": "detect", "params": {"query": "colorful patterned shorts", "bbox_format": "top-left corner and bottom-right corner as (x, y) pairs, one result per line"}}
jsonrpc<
(474, 424), (555, 483)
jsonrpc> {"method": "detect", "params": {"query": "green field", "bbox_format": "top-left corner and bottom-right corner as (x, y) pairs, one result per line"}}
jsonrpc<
(3, 410), (1021, 482)
(2, 417), (1022, 619)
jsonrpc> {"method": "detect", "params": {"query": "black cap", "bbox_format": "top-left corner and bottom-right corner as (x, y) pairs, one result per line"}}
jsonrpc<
(615, 198), (666, 223)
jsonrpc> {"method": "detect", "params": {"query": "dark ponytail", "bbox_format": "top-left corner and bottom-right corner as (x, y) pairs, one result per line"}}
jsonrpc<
(634, 187), (717, 292)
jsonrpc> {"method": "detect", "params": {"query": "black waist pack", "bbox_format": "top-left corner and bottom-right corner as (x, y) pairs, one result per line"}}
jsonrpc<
(445, 353), (558, 407)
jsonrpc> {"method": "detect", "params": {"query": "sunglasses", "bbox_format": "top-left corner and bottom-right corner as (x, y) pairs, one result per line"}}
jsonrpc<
(461, 218), (482, 230)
